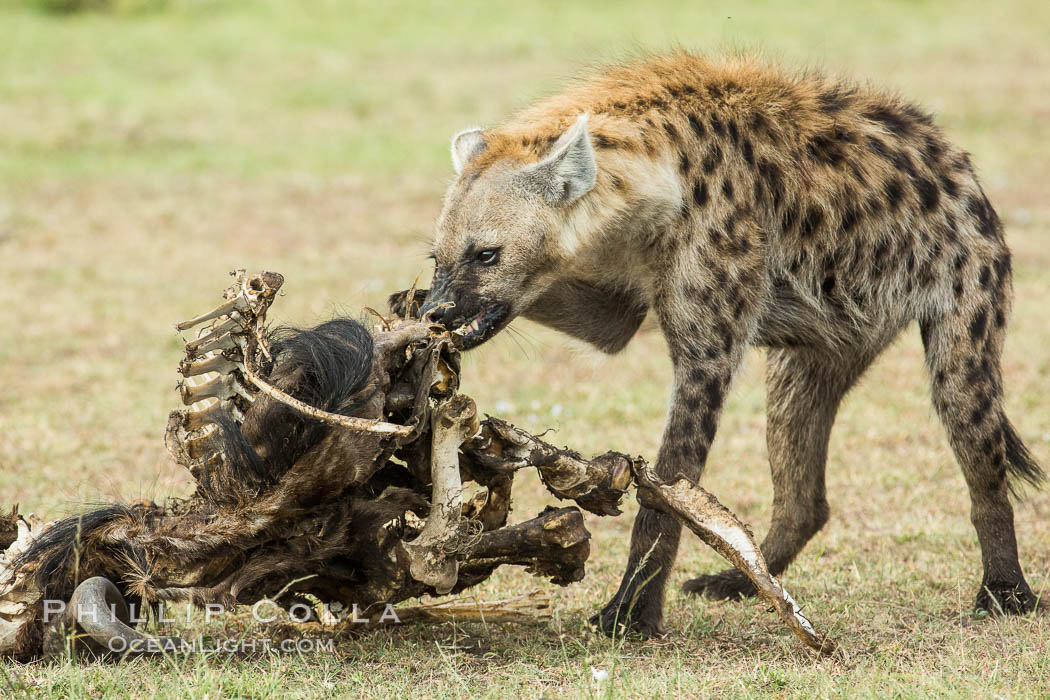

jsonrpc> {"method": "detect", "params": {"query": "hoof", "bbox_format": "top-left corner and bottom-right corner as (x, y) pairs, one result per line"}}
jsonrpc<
(682, 569), (757, 601)
(976, 580), (1037, 615)
(589, 603), (667, 640)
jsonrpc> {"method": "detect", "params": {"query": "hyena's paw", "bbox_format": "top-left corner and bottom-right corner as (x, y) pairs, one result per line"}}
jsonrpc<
(682, 569), (757, 601)
(976, 579), (1038, 615)
(589, 599), (668, 639)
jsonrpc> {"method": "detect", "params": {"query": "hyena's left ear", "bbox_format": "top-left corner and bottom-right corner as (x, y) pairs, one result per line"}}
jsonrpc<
(451, 127), (487, 174)
(518, 113), (597, 205)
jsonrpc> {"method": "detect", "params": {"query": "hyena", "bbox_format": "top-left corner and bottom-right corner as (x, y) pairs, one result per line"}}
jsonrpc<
(414, 52), (1043, 637)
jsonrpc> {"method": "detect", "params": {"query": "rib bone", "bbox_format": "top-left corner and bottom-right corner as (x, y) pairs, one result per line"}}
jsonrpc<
(236, 350), (413, 437)
(185, 329), (238, 357)
(182, 399), (244, 432)
(175, 296), (249, 332)
(178, 352), (240, 378)
(179, 373), (254, 405)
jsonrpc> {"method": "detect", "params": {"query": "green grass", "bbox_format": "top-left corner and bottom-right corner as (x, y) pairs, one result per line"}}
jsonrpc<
(2, 0), (1049, 697)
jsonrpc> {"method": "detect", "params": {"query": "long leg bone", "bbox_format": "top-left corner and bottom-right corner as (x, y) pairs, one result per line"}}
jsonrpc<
(398, 394), (479, 594)
(457, 506), (590, 586)
(632, 463), (835, 655)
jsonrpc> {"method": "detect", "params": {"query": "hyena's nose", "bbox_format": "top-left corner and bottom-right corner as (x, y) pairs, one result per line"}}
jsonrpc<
(420, 272), (455, 326)
(419, 296), (442, 320)
(420, 291), (457, 326)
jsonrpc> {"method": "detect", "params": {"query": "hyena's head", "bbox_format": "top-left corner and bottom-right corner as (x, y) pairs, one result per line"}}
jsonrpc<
(423, 114), (597, 349)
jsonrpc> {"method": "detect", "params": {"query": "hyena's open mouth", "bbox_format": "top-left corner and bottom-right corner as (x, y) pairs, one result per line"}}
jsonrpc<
(454, 303), (510, 349)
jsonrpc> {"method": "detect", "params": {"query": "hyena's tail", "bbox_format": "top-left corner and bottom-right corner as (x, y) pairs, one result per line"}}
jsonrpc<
(1002, 417), (1045, 493)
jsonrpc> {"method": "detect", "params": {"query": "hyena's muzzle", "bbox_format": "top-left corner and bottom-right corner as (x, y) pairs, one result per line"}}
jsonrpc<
(420, 269), (511, 350)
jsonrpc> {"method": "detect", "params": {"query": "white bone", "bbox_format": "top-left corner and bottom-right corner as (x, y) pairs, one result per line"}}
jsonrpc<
(633, 463), (835, 655)
(182, 399), (244, 432)
(175, 296), (249, 332)
(236, 354), (413, 437)
(180, 373), (254, 405)
(179, 352), (240, 378)
(184, 316), (244, 355)
(398, 395), (479, 594)
(185, 331), (237, 357)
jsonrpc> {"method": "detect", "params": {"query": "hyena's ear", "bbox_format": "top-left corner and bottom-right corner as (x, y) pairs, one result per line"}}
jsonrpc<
(451, 127), (486, 174)
(518, 114), (596, 205)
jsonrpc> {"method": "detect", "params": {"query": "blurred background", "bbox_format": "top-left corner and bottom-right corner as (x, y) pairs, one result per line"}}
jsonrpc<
(0, 1), (1048, 694)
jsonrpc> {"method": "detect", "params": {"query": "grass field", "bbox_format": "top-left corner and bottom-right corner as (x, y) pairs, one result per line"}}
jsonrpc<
(2, 0), (1049, 696)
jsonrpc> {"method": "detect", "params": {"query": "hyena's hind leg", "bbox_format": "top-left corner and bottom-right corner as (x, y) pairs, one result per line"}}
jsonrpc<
(684, 342), (887, 599)
(920, 257), (1043, 614)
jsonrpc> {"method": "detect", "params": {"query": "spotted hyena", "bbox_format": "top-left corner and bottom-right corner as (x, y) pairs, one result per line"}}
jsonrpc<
(408, 52), (1043, 637)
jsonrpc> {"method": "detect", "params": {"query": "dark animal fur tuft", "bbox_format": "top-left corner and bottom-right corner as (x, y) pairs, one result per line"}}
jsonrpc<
(212, 318), (377, 494)
(17, 504), (144, 600)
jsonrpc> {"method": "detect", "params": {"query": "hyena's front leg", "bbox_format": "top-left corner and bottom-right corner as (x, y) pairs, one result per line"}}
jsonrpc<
(683, 342), (889, 600)
(592, 260), (762, 637)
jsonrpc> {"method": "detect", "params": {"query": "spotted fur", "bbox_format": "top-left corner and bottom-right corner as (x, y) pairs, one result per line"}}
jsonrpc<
(423, 52), (1042, 636)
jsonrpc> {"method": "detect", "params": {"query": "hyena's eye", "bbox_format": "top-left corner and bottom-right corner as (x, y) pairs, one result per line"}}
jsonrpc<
(475, 248), (501, 266)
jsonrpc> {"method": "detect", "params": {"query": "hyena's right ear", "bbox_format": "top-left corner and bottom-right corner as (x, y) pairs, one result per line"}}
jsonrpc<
(516, 114), (596, 205)
(451, 127), (486, 174)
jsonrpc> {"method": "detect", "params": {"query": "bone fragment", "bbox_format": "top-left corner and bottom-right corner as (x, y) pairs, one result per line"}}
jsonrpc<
(632, 463), (835, 655)
(180, 372), (254, 405)
(236, 350), (413, 437)
(175, 296), (249, 332)
(178, 352), (241, 378)
(399, 395), (479, 594)
(369, 591), (550, 625)
(185, 329), (238, 357)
